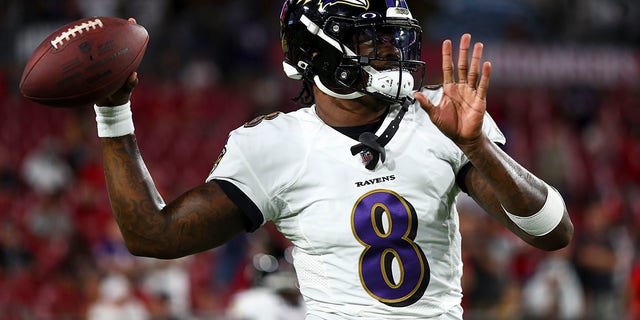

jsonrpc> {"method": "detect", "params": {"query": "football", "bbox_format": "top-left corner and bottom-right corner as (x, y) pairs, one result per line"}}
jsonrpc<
(19, 17), (149, 108)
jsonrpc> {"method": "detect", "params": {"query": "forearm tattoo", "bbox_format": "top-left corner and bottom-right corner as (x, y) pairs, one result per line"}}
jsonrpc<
(101, 136), (243, 258)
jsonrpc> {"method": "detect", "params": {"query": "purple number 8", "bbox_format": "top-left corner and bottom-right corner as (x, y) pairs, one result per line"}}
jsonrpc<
(351, 189), (429, 306)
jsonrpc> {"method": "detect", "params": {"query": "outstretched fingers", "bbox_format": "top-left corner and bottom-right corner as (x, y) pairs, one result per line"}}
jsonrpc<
(442, 39), (454, 84)
(468, 42), (483, 88)
(457, 34), (471, 84)
(476, 61), (491, 100)
(443, 34), (491, 98)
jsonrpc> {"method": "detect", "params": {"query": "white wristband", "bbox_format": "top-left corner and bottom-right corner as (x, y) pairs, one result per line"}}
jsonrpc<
(94, 102), (135, 138)
(504, 184), (565, 236)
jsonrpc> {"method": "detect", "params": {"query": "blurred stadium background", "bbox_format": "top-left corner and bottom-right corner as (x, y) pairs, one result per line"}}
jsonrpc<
(0, 0), (639, 319)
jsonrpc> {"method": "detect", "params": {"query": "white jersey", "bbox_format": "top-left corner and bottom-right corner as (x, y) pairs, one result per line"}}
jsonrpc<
(207, 88), (506, 319)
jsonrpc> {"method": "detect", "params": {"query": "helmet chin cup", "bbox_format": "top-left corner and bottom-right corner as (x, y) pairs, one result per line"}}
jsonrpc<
(364, 66), (415, 100)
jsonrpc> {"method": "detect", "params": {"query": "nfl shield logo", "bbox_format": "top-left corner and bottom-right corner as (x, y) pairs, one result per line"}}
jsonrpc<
(360, 150), (373, 166)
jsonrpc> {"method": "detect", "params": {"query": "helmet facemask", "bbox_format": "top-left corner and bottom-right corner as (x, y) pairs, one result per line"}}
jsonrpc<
(281, 0), (425, 104)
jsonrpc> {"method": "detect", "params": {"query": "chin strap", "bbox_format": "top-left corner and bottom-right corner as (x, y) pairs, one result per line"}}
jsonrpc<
(350, 96), (414, 170)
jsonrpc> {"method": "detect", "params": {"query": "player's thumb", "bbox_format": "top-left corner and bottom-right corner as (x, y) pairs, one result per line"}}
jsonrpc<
(123, 72), (139, 93)
(414, 91), (437, 118)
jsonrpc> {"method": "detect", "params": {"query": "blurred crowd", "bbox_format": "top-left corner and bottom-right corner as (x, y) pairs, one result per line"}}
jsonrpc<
(0, 0), (639, 319)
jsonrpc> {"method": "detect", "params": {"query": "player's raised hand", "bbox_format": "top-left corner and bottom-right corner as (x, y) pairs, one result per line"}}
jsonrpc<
(415, 33), (491, 148)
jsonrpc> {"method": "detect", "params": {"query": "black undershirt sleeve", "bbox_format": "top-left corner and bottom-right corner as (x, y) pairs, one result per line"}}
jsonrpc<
(455, 162), (474, 194)
(213, 179), (264, 232)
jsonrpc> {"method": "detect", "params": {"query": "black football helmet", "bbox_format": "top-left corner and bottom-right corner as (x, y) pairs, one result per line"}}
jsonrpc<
(280, 0), (425, 104)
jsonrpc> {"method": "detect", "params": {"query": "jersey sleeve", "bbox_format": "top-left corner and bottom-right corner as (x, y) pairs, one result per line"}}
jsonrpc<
(205, 114), (305, 230)
(206, 133), (270, 231)
(480, 111), (507, 146)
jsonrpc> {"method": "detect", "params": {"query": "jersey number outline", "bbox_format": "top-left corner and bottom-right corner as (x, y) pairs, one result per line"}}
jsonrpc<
(243, 111), (281, 128)
(351, 189), (430, 307)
